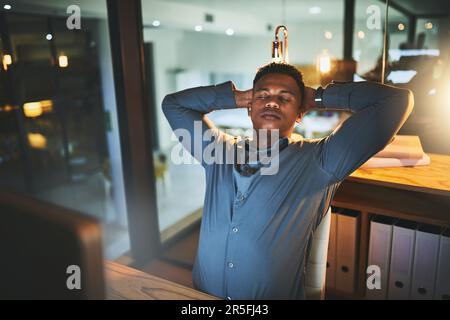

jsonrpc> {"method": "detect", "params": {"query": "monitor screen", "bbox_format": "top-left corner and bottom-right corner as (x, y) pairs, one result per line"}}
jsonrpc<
(0, 191), (105, 299)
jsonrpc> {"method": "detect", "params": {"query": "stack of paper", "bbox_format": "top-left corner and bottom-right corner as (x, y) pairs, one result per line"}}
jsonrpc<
(361, 135), (430, 168)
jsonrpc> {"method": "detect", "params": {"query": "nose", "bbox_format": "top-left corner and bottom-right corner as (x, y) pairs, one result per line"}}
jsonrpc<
(265, 99), (279, 109)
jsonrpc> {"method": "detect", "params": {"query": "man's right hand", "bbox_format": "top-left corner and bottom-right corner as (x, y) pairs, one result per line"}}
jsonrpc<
(233, 88), (253, 108)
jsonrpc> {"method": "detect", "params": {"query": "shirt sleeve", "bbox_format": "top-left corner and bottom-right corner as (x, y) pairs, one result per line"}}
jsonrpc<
(314, 81), (414, 183)
(162, 81), (237, 167)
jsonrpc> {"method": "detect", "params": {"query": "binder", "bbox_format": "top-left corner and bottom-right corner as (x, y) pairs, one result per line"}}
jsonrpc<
(434, 229), (450, 300)
(411, 224), (441, 300)
(335, 209), (360, 294)
(374, 135), (425, 159)
(325, 209), (338, 289)
(361, 153), (430, 168)
(388, 220), (417, 299)
(366, 215), (396, 300)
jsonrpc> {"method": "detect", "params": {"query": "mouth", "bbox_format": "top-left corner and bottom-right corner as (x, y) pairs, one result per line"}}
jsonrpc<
(260, 110), (282, 120)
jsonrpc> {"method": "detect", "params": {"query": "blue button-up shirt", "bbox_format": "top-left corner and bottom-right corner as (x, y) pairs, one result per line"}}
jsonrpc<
(162, 81), (413, 299)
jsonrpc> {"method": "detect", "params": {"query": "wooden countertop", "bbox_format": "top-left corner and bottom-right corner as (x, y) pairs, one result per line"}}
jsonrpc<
(348, 153), (450, 197)
(105, 260), (218, 300)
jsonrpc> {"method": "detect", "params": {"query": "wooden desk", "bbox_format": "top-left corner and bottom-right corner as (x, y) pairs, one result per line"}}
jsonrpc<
(330, 153), (450, 299)
(349, 153), (450, 197)
(105, 261), (218, 300)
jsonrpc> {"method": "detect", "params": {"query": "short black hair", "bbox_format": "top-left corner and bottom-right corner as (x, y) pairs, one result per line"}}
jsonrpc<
(253, 62), (305, 106)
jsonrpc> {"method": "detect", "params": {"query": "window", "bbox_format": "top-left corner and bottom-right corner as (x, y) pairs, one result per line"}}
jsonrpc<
(0, 1), (129, 259)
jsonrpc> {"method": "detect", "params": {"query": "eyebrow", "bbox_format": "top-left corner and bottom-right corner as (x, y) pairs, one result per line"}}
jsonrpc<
(255, 88), (295, 96)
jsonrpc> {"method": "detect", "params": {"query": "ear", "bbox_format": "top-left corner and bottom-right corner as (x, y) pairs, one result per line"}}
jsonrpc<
(295, 109), (306, 124)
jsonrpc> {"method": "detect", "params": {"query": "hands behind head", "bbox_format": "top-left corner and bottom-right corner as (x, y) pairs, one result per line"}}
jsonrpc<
(233, 87), (253, 109)
(301, 87), (317, 112)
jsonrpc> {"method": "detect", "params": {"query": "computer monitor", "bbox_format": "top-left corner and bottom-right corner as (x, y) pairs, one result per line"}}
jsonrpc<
(0, 191), (105, 299)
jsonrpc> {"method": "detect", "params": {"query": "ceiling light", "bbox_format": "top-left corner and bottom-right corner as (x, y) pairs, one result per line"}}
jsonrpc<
(225, 28), (234, 36)
(317, 50), (331, 74)
(309, 6), (321, 15)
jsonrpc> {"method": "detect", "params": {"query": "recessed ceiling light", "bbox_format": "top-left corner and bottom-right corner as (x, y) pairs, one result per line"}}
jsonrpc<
(324, 31), (333, 39)
(309, 6), (321, 15)
(46, 34), (53, 41)
(195, 25), (203, 32)
(152, 20), (161, 27)
(398, 23), (405, 31)
(3, 4), (11, 10)
(357, 31), (365, 39)
(424, 22), (433, 30)
(225, 28), (234, 36)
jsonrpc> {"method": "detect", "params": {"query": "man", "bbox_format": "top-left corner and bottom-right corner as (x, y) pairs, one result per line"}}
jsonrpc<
(162, 62), (413, 300)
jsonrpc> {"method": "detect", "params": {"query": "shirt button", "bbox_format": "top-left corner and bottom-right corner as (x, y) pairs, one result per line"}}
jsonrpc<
(236, 192), (244, 202)
(232, 227), (239, 233)
(228, 262), (234, 268)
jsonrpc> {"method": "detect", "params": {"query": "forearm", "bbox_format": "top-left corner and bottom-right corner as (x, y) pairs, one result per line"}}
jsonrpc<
(162, 81), (237, 120)
(161, 81), (237, 166)
(314, 82), (414, 182)
(321, 81), (413, 115)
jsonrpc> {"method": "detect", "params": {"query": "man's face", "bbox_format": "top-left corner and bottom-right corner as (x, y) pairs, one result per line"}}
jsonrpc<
(250, 73), (303, 138)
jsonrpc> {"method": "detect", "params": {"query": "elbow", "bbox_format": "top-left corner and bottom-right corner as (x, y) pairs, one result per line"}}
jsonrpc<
(392, 89), (414, 131)
(403, 89), (414, 116)
(393, 88), (414, 117)
(162, 93), (175, 114)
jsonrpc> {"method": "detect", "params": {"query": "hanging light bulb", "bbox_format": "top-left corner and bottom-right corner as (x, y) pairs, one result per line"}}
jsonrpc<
(317, 50), (331, 74)
(271, 25), (289, 64)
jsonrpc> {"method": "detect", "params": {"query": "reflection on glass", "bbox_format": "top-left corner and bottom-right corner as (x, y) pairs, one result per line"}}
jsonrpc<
(2, 54), (12, 70)
(353, 0), (450, 154)
(23, 100), (52, 118)
(58, 54), (68, 68)
(27, 132), (47, 149)
(0, 1), (129, 259)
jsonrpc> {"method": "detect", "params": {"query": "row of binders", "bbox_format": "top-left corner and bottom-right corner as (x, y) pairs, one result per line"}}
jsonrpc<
(326, 208), (360, 295)
(325, 207), (450, 299)
(366, 215), (450, 300)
